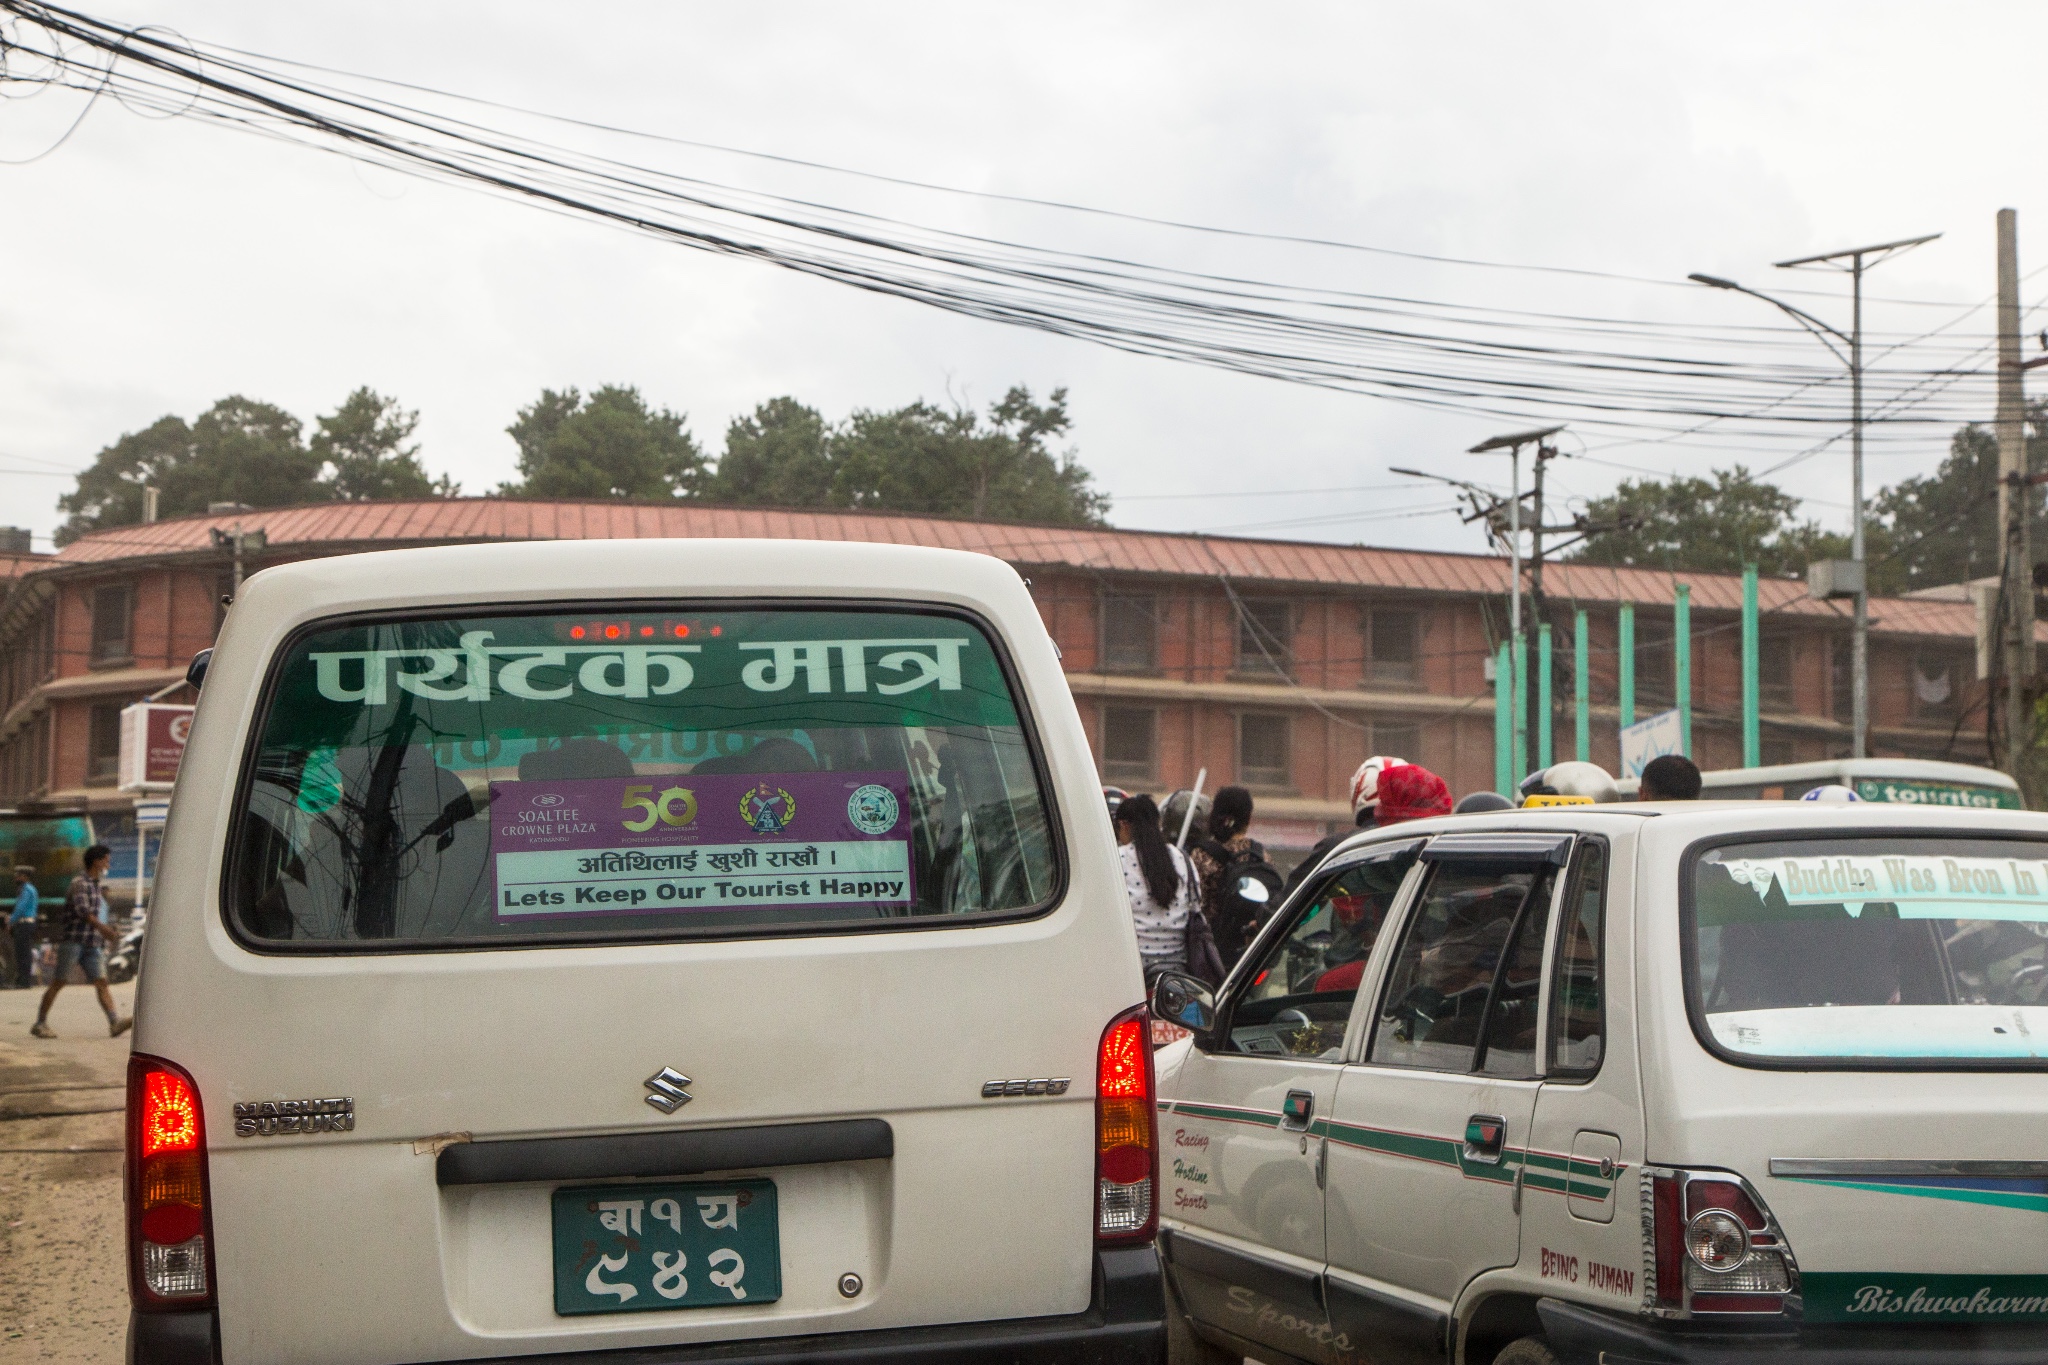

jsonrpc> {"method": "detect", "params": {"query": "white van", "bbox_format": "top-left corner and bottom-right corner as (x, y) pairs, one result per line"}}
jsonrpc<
(1152, 802), (2048, 1365)
(125, 540), (1164, 1365)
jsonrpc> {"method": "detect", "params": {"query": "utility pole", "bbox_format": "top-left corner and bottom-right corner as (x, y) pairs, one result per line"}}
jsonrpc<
(1690, 230), (1938, 759)
(1998, 208), (2034, 776)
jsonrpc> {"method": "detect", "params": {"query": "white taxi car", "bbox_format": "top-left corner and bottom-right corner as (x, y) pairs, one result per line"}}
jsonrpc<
(1152, 801), (2048, 1364)
(126, 539), (1164, 1365)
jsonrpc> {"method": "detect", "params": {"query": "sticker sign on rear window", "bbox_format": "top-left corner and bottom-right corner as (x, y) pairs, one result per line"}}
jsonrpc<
(491, 770), (912, 920)
(1720, 853), (2048, 921)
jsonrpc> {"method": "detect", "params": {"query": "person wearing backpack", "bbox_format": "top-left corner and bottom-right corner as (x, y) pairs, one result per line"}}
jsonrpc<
(1114, 794), (1225, 987)
(1190, 786), (1283, 965)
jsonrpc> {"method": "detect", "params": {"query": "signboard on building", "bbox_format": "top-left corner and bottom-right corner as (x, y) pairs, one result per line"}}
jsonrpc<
(119, 703), (194, 792)
(1619, 708), (1684, 779)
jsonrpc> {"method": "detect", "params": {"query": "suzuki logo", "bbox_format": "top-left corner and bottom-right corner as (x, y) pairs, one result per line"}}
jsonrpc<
(643, 1066), (693, 1114)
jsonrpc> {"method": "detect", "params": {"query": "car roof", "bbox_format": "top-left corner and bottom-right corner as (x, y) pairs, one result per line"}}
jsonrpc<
(1318, 800), (2048, 865)
(232, 537), (1032, 621)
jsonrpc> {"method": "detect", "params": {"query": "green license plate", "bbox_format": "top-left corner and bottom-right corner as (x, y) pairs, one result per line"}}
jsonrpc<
(551, 1178), (781, 1315)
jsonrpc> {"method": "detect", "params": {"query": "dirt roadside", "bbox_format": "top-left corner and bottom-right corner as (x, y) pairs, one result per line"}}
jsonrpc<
(0, 980), (136, 1365)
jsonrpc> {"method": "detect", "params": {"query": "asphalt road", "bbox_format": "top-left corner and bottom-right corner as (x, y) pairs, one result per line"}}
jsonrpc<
(0, 979), (134, 1365)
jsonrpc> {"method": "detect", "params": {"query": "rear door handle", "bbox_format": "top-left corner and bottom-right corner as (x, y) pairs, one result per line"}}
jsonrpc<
(1281, 1089), (1315, 1131)
(1463, 1113), (1507, 1165)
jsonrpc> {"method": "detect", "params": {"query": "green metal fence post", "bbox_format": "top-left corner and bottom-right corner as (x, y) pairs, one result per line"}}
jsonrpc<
(1512, 635), (1529, 788)
(1675, 583), (1693, 757)
(1537, 622), (1554, 769)
(1494, 640), (1511, 795)
(1742, 564), (1760, 768)
(1618, 602), (1636, 731)
(1574, 609), (1590, 762)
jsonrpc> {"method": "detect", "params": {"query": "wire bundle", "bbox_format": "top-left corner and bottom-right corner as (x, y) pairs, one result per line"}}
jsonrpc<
(0, 0), (2012, 465)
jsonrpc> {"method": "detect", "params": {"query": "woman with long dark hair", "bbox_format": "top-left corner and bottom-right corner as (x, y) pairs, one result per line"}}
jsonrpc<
(1191, 785), (1274, 962)
(1114, 794), (1199, 982)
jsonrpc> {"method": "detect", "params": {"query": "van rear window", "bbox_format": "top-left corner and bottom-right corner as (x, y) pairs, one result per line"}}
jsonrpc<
(1690, 838), (2048, 1064)
(225, 606), (1058, 948)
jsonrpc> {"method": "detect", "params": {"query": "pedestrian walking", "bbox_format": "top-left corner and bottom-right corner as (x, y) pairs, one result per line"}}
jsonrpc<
(1114, 794), (1217, 985)
(30, 844), (132, 1038)
(7, 866), (37, 989)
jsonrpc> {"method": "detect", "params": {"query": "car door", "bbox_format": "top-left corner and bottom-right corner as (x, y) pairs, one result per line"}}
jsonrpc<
(1162, 839), (1421, 1365)
(1321, 831), (1574, 1360)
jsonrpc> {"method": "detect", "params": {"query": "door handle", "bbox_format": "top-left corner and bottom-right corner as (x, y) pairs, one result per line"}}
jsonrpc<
(1281, 1089), (1315, 1131)
(1463, 1113), (1507, 1165)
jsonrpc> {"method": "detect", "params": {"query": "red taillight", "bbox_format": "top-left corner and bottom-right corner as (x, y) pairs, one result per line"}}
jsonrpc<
(1648, 1168), (1796, 1317)
(1095, 1005), (1157, 1245)
(127, 1055), (215, 1310)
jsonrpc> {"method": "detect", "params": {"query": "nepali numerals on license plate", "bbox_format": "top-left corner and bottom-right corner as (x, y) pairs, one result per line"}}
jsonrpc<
(551, 1178), (781, 1315)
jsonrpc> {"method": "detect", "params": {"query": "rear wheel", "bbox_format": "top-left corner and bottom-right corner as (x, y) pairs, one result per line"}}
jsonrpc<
(1491, 1335), (1559, 1365)
(1164, 1269), (1241, 1365)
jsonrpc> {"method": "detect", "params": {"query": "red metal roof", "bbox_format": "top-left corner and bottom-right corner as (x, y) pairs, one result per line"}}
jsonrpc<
(46, 497), (1997, 641)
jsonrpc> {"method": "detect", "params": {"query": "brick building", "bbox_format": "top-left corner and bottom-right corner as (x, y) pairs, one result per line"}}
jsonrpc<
(0, 498), (2003, 852)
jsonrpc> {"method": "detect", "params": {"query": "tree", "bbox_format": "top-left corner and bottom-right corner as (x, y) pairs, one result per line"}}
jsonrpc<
(1863, 404), (2048, 595)
(314, 387), (456, 500)
(707, 397), (833, 507)
(1565, 465), (1847, 578)
(56, 396), (320, 544)
(500, 385), (706, 500)
(55, 390), (459, 543)
(829, 386), (1108, 525)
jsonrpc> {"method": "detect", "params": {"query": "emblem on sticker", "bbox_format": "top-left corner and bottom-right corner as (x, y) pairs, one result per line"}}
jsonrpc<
(847, 784), (900, 835)
(739, 782), (796, 833)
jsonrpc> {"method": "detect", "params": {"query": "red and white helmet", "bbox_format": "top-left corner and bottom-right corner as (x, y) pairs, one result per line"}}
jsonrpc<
(1350, 755), (1408, 816)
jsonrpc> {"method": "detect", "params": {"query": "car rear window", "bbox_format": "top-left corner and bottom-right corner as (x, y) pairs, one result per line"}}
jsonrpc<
(225, 605), (1058, 948)
(1690, 838), (2048, 1065)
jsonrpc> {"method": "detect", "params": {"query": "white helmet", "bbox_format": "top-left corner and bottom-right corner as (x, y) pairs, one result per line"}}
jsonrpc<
(1799, 784), (1863, 803)
(1350, 755), (1408, 816)
(1520, 760), (1622, 804)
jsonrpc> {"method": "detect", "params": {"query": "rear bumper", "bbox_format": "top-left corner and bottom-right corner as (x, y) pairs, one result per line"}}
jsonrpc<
(130, 1246), (1163, 1365)
(1540, 1297), (2048, 1365)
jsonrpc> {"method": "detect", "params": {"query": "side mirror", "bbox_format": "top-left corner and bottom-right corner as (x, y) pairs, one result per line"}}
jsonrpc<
(1235, 874), (1271, 905)
(186, 647), (212, 692)
(1150, 970), (1218, 1040)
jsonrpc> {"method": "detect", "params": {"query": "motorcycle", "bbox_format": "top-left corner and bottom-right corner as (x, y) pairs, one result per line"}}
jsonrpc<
(107, 909), (147, 984)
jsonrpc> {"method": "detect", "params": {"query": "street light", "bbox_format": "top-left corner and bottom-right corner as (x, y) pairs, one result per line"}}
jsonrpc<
(1687, 233), (1940, 760)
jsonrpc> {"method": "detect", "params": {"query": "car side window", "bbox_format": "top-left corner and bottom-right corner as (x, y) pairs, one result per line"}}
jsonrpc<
(1227, 847), (1418, 1061)
(1370, 859), (1559, 1073)
(1547, 840), (1607, 1078)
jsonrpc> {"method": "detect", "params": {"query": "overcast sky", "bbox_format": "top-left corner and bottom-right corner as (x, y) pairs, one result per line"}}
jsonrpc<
(3, 1), (2046, 555)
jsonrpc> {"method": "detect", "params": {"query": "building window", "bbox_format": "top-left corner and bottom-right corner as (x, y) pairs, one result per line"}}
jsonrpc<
(1235, 599), (1292, 677)
(90, 583), (133, 664)
(1760, 735), (1797, 767)
(1760, 631), (1795, 711)
(1238, 712), (1292, 788)
(1364, 606), (1421, 688)
(1369, 720), (1422, 761)
(87, 703), (124, 784)
(1099, 594), (1158, 674)
(1832, 639), (1853, 723)
(1911, 652), (1960, 719)
(1100, 706), (1157, 785)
